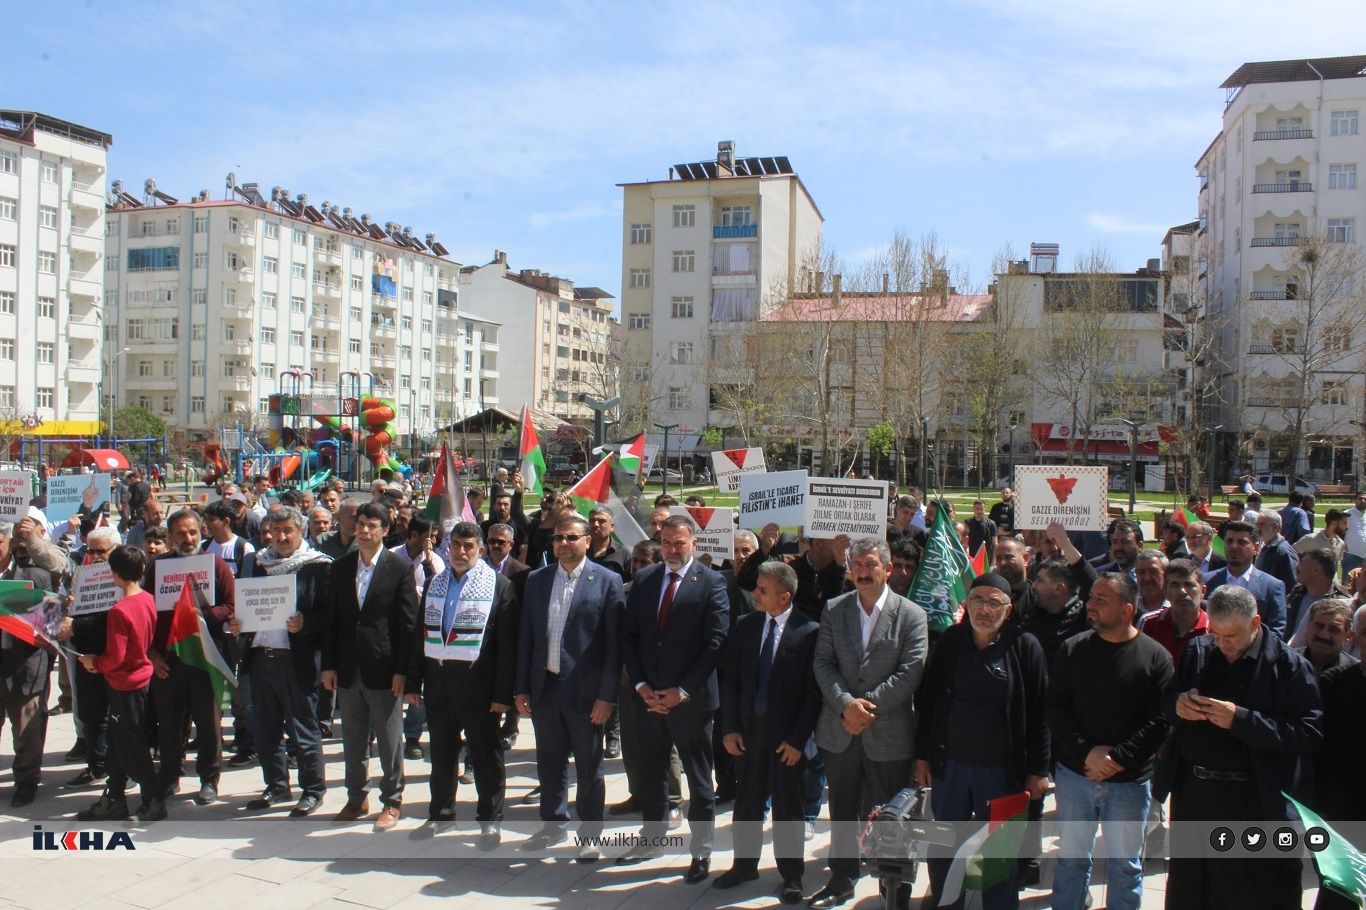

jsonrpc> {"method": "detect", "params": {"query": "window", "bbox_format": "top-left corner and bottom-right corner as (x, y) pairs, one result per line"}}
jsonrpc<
(290, 331), (304, 347)
(668, 387), (688, 410)
(1329, 164), (1358, 189)
(719, 204), (753, 226)
(1323, 380), (1349, 406)
(127, 247), (179, 271)
(41, 162), (56, 183)
(260, 364), (275, 380)
(189, 251), (205, 269)
(0, 292), (13, 313)
(0, 244), (13, 268)
(352, 246), (362, 260)
(0, 340), (12, 359)
(672, 205), (695, 228)
(351, 275), (363, 290)
(190, 360), (204, 378)
(349, 339), (361, 353)
(192, 288), (206, 305)
(191, 324), (206, 341)
(670, 297), (694, 318)
(628, 313), (652, 330)
(422, 291), (433, 306)
(263, 257), (278, 274)
(672, 250), (695, 272)
(0, 197), (15, 220)
(290, 263), (306, 279)
(0, 151), (15, 174)
(36, 388), (53, 409)
(223, 288), (236, 307)
(1330, 110), (1359, 136)
(161, 359), (175, 378)
(630, 223), (652, 244)
(263, 223), (279, 240)
(350, 305), (362, 322)
(262, 292), (276, 309)
(261, 328), (276, 344)
(38, 206), (57, 229)
(194, 216), (208, 233)
(161, 395), (174, 415)
(37, 297), (54, 318)
(291, 296), (305, 313)
(402, 287), (413, 302)
(38, 252), (56, 274)
(401, 315), (412, 330)
(629, 268), (651, 288)
(294, 229), (306, 245)
(224, 322), (236, 341)
(421, 319), (432, 334)
(1328, 218), (1356, 243)
(191, 396), (205, 414)
(670, 341), (693, 364)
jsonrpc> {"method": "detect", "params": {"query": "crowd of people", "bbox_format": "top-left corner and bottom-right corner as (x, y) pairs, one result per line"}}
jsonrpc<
(2, 470), (1366, 910)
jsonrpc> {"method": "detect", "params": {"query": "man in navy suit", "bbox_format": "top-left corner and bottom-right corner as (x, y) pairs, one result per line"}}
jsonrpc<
(617, 515), (730, 882)
(1254, 511), (1300, 592)
(714, 560), (820, 904)
(514, 514), (625, 860)
(1203, 520), (1287, 638)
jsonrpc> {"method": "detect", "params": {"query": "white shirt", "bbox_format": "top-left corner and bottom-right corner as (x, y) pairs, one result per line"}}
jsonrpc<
(389, 543), (446, 594)
(1224, 564), (1257, 589)
(206, 534), (254, 576)
(657, 558), (694, 618)
(760, 606), (793, 660)
(1345, 507), (1366, 558)
(356, 549), (380, 606)
(858, 585), (891, 651)
(547, 559), (587, 674)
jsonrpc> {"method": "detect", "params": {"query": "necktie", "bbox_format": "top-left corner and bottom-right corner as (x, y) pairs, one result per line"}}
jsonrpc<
(657, 571), (680, 632)
(755, 617), (776, 715)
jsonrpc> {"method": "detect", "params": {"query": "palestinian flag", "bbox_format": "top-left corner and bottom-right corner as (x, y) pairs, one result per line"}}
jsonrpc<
(423, 443), (476, 538)
(939, 790), (1030, 906)
(970, 543), (988, 577)
(906, 505), (976, 633)
(618, 433), (647, 477)
(567, 455), (648, 549)
(1288, 795), (1366, 907)
(166, 580), (237, 709)
(0, 581), (48, 646)
(518, 404), (547, 495)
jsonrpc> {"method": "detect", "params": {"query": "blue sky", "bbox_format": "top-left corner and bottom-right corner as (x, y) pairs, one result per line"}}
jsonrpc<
(4, 0), (1362, 306)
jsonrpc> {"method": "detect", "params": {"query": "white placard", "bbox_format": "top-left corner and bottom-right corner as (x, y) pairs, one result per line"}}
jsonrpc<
(1014, 465), (1111, 532)
(737, 470), (808, 530)
(0, 471), (30, 523)
(803, 477), (889, 540)
(711, 447), (767, 494)
(153, 554), (216, 613)
(234, 575), (297, 633)
(669, 506), (735, 562)
(46, 473), (112, 524)
(70, 562), (120, 616)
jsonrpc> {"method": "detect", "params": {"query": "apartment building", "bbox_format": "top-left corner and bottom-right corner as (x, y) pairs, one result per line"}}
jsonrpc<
(105, 176), (499, 440)
(618, 141), (823, 447)
(1195, 55), (1366, 480)
(0, 110), (111, 435)
(458, 250), (616, 421)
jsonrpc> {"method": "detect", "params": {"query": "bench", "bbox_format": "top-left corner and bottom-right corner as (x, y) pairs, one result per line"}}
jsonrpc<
(1315, 484), (1352, 497)
(1220, 484), (1242, 496)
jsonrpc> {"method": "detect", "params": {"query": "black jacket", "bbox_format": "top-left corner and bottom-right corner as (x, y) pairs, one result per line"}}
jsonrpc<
(240, 558), (331, 689)
(914, 623), (1050, 789)
(1021, 595), (1089, 666)
(721, 610), (821, 755)
(1156, 630), (1323, 822)
(0, 561), (54, 697)
(323, 548), (421, 690)
(414, 570), (519, 707)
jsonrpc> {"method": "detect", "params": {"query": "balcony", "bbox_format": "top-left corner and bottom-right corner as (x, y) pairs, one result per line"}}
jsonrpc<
(129, 376), (179, 389)
(224, 376), (252, 391)
(371, 322), (397, 339)
(67, 275), (101, 299)
(316, 314), (341, 331)
(66, 364), (100, 385)
(315, 349), (341, 364)
(69, 182), (104, 212)
(1249, 290), (1295, 300)
(712, 272), (757, 288)
(315, 247), (342, 267)
(1252, 182), (1312, 193)
(69, 231), (103, 256)
(713, 224), (757, 239)
(1253, 129), (1313, 141)
(229, 267), (255, 285)
(1245, 396), (1302, 409)
(67, 316), (101, 340)
(313, 282), (342, 300)
(1249, 236), (1304, 247)
(225, 231), (256, 248)
(372, 355), (397, 369)
(480, 367), (498, 380)
(1247, 343), (1282, 354)
(224, 339), (254, 355)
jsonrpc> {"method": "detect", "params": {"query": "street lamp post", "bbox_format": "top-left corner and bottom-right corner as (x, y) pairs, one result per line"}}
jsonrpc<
(1207, 424), (1225, 501)
(653, 423), (678, 496)
(1007, 420), (1018, 489)
(102, 347), (130, 447)
(1113, 416), (1144, 515)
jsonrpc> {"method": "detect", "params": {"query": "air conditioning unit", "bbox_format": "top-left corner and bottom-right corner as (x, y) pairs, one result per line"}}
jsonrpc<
(1254, 438), (1268, 451)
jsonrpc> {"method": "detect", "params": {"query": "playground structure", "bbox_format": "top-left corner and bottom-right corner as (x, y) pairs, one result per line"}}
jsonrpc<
(202, 370), (413, 489)
(13, 436), (166, 478)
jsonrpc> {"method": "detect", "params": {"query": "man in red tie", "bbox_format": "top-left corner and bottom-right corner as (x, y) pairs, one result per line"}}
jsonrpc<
(618, 516), (730, 883)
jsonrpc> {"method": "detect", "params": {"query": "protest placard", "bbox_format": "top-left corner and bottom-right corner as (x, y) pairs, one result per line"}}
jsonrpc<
(1014, 465), (1110, 532)
(711, 448), (767, 494)
(46, 473), (112, 524)
(737, 470), (808, 529)
(70, 562), (121, 616)
(153, 554), (216, 612)
(803, 477), (889, 540)
(0, 471), (31, 523)
(669, 506), (735, 562)
(234, 575), (297, 633)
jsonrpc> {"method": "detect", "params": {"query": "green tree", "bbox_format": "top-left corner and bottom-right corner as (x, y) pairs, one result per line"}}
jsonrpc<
(110, 405), (167, 441)
(865, 421), (896, 477)
(700, 426), (724, 450)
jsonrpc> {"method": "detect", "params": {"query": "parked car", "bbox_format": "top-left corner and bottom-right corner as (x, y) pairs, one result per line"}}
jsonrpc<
(1248, 472), (1317, 496)
(546, 466), (582, 486)
(648, 467), (683, 483)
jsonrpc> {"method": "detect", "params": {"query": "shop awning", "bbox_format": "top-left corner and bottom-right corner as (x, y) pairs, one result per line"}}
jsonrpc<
(62, 448), (130, 471)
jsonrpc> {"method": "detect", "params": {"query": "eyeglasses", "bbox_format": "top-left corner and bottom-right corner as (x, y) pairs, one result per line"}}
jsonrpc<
(551, 533), (587, 543)
(487, 538), (513, 548)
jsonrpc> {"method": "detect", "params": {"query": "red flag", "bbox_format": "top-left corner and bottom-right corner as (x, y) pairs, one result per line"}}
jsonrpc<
(971, 543), (988, 577)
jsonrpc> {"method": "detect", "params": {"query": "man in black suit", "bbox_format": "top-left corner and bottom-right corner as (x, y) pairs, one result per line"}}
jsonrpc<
(0, 520), (57, 807)
(321, 501), (420, 830)
(618, 515), (730, 882)
(714, 560), (820, 904)
(515, 514), (625, 859)
(1255, 511), (1301, 593)
(231, 506), (331, 818)
(412, 520), (519, 848)
(1183, 522), (1225, 575)
(484, 521), (530, 750)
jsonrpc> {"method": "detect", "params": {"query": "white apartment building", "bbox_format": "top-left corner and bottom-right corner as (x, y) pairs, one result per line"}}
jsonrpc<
(458, 250), (616, 421)
(1195, 55), (1366, 481)
(105, 176), (499, 441)
(618, 141), (823, 447)
(0, 111), (111, 436)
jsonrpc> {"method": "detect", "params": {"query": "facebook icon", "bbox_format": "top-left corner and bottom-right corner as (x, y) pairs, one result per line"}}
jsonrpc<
(1210, 827), (1235, 852)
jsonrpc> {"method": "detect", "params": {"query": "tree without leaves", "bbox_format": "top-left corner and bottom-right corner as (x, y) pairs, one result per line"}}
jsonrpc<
(958, 246), (1028, 490)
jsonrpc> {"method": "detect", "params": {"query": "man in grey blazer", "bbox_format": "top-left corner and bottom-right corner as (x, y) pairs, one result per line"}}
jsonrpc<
(810, 536), (928, 910)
